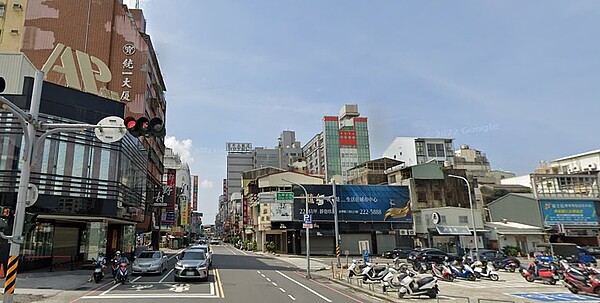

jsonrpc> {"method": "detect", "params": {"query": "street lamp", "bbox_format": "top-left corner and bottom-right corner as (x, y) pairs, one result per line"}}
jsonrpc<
(282, 179), (311, 279)
(448, 174), (478, 259)
(316, 179), (340, 268)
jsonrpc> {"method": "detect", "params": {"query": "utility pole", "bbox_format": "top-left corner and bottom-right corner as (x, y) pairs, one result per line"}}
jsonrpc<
(0, 71), (126, 303)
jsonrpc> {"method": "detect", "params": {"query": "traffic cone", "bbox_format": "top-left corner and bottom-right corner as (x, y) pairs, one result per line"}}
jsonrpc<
(0, 263), (5, 279)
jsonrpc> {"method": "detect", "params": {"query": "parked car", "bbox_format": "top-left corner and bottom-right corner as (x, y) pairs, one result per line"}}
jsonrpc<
(188, 244), (213, 266)
(131, 250), (168, 275)
(381, 247), (415, 259)
(410, 248), (458, 263)
(210, 238), (221, 245)
(174, 249), (209, 282)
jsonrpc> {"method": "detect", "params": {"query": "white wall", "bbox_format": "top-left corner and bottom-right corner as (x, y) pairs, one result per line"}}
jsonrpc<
(500, 174), (532, 188)
(383, 137), (417, 166)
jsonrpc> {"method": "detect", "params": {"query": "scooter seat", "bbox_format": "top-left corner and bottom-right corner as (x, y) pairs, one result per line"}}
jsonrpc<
(569, 272), (588, 282)
(373, 265), (387, 273)
(417, 276), (435, 287)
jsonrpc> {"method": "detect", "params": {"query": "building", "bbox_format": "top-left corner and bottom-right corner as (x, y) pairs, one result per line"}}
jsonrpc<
(453, 144), (515, 185)
(1, 0), (167, 266)
(161, 148), (192, 248)
(538, 149), (600, 174)
(347, 157), (403, 185)
(303, 104), (371, 182)
(383, 137), (454, 168)
(0, 56), (147, 270)
(487, 172), (600, 248)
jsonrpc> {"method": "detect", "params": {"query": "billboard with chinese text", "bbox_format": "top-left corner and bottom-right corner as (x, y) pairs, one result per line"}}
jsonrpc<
(540, 200), (598, 226)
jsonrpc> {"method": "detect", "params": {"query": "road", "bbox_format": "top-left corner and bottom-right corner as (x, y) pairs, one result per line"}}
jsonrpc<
(57, 244), (376, 303)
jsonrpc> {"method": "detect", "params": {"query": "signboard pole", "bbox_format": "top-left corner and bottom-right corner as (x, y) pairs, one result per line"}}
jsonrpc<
(283, 179), (311, 279)
(331, 179), (340, 268)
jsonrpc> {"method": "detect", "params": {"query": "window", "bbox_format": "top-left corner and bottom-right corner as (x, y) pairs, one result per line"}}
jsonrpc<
(433, 191), (441, 200)
(427, 143), (445, 157)
(417, 191), (427, 202)
(459, 216), (468, 224)
(0, 5), (5, 17)
(415, 141), (425, 155)
(427, 143), (436, 157)
(415, 216), (421, 224)
(440, 215), (447, 223)
(389, 175), (396, 184)
(435, 144), (445, 157)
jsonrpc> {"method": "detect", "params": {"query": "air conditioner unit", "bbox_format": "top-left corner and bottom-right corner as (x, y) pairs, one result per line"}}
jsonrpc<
(13, 3), (22, 9)
(10, 29), (18, 35)
(399, 229), (408, 235)
(590, 164), (598, 170)
(572, 166), (579, 172)
(408, 230), (415, 236)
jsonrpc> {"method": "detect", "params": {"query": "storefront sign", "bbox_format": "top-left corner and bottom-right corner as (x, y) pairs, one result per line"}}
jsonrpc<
(42, 43), (119, 101)
(540, 200), (598, 226)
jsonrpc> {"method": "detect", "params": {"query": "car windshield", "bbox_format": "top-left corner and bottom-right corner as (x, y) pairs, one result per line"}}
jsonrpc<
(138, 252), (160, 259)
(181, 251), (206, 260)
(192, 247), (208, 253)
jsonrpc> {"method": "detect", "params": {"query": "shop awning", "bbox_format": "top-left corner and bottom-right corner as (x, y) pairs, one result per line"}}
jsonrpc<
(436, 225), (472, 235)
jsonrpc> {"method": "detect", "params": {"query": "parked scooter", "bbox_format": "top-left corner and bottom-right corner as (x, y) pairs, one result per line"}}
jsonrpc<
(431, 261), (454, 282)
(393, 269), (439, 298)
(347, 259), (369, 278)
(494, 257), (520, 272)
(360, 263), (390, 282)
(413, 260), (430, 274)
(449, 260), (477, 281)
(91, 257), (106, 284)
(563, 265), (600, 295)
(521, 261), (559, 285)
(472, 260), (499, 281)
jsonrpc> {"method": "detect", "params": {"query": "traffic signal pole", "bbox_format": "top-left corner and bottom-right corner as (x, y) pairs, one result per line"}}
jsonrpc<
(0, 72), (126, 303)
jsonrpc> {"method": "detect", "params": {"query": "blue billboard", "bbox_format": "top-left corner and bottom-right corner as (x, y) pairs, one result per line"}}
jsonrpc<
(540, 200), (598, 226)
(293, 185), (411, 222)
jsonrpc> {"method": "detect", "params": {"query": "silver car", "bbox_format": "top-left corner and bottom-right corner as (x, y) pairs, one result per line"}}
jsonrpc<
(188, 244), (212, 267)
(174, 250), (209, 282)
(132, 250), (168, 275)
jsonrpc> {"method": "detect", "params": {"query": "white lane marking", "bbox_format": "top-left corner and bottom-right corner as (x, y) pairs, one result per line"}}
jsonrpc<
(257, 270), (262, 274)
(99, 276), (142, 296)
(272, 282), (278, 287)
(279, 287), (286, 293)
(223, 245), (238, 255)
(83, 294), (219, 299)
(159, 268), (174, 283)
(261, 274), (266, 278)
(266, 277), (271, 282)
(288, 295), (296, 301)
(276, 270), (332, 302)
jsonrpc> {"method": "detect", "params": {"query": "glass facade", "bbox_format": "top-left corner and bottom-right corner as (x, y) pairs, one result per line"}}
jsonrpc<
(20, 223), (54, 260)
(82, 221), (108, 260)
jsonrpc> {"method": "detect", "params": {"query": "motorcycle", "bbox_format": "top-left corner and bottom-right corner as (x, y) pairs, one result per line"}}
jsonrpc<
(360, 263), (389, 282)
(91, 258), (106, 284)
(388, 269), (438, 299)
(563, 266), (600, 295)
(472, 260), (500, 281)
(431, 262), (454, 282)
(413, 260), (430, 274)
(347, 259), (369, 278)
(114, 262), (129, 284)
(521, 262), (559, 285)
(494, 257), (519, 272)
(449, 261), (477, 281)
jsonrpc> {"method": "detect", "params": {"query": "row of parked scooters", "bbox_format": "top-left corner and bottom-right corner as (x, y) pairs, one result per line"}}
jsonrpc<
(520, 257), (600, 296)
(347, 259), (439, 298)
(346, 255), (521, 298)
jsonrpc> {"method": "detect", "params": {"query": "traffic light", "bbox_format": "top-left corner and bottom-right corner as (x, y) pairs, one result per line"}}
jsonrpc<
(23, 212), (38, 235)
(123, 116), (165, 138)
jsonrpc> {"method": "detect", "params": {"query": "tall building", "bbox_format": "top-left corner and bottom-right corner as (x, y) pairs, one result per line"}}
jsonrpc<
(382, 137), (455, 167)
(303, 104), (371, 182)
(0, 0), (166, 266)
(162, 148), (191, 248)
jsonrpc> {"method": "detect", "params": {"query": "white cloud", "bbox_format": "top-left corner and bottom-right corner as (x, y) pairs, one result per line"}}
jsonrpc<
(165, 136), (194, 164)
(200, 180), (214, 189)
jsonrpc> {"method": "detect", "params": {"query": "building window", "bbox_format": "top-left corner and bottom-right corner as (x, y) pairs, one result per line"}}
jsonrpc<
(389, 175), (396, 184)
(417, 191), (427, 202)
(433, 191), (441, 200)
(0, 5), (5, 17)
(415, 141), (425, 156)
(435, 144), (445, 157)
(415, 216), (421, 224)
(427, 143), (445, 157)
(440, 215), (447, 223)
(427, 144), (436, 157)
(459, 216), (468, 224)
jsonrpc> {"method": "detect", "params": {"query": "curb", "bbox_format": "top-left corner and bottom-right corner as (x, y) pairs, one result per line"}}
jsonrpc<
(320, 274), (397, 303)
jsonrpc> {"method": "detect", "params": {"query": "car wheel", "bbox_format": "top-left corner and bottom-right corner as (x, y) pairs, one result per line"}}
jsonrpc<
(391, 253), (397, 259)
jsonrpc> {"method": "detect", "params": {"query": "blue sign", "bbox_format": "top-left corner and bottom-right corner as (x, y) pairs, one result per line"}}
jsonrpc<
(303, 214), (312, 224)
(292, 184), (411, 222)
(540, 200), (598, 226)
(512, 292), (600, 302)
(337, 185), (411, 222)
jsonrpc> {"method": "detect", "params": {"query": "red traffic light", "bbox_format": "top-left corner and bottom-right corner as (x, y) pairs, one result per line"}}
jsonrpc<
(123, 116), (164, 138)
(1, 207), (10, 217)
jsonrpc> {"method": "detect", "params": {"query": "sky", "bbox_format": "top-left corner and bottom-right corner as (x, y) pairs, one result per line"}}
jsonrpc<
(124, 0), (600, 225)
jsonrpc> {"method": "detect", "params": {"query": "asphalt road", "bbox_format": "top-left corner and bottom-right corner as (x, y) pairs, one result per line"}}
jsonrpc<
(56, 244), (377, 303)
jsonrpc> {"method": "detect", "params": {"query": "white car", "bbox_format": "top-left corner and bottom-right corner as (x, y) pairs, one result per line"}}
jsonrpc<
(132, 250), (168, 275)
(188, 244), (212, 266)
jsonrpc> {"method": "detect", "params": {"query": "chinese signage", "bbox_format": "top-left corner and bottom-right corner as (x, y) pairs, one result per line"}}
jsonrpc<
(120, 43), (136, 102)
(271, 202), (293, 221)
(243, 198), (249, 225)
(193, 176), (198, 212)
(540, 200), (598, 226)
(293, 185), (412, 222)
(226, 142), (253, 152)
(277, 192), (294, 201)
(161, 169), (177, 226)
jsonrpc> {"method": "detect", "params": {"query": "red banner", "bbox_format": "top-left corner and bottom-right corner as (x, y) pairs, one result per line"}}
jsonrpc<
(166, 169), (176, 212)
(193, 175), (198, 212)
(243, 198), (248, 225)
